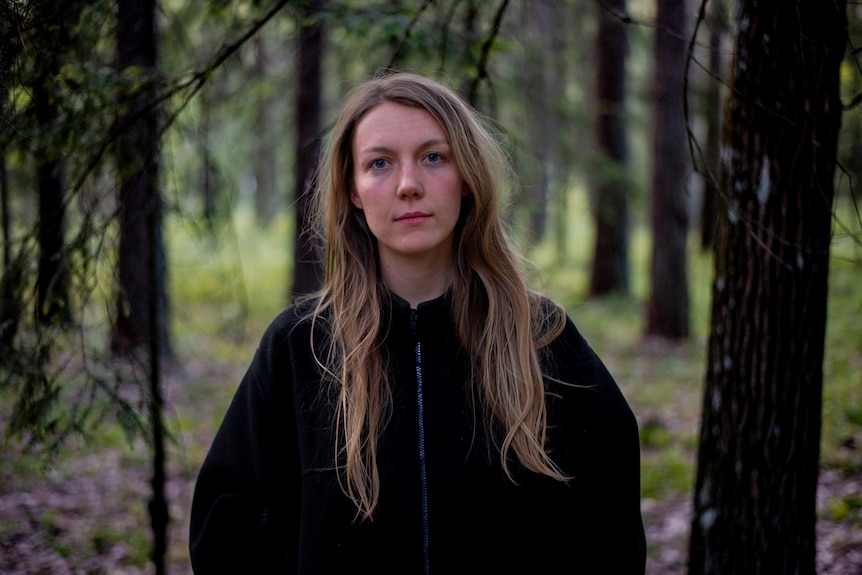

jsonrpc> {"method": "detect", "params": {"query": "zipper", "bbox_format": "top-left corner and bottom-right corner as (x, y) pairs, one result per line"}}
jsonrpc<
(410, 308), (431, 575)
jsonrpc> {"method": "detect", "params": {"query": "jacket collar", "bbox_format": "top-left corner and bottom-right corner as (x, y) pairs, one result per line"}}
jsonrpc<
(381, 289), (454, 339)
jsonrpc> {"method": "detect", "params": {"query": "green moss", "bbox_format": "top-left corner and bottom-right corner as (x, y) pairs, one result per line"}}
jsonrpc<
(641, 448), (695, 499)
(824, 493), (862, 523)
(640, 418), (675, 450)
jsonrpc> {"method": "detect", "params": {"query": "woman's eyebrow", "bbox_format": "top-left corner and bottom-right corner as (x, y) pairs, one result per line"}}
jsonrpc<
(357, 138), (450, 156)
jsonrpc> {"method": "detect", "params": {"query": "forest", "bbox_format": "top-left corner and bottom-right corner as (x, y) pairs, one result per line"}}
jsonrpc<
(1, 0), (860, 573)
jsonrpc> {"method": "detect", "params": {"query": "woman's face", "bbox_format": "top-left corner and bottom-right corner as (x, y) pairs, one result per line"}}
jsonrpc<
(351, 101), (466, 273)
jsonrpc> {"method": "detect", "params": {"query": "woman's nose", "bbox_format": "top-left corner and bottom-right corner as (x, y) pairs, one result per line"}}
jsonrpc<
(397, 163), (423, 198)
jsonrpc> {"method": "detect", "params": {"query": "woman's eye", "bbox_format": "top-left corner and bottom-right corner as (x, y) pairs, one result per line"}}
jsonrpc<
(426, 152), (441, 163)
(371, 159), (387, 169)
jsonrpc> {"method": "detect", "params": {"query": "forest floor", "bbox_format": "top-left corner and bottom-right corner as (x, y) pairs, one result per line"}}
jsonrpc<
(2, 350), (861, 575)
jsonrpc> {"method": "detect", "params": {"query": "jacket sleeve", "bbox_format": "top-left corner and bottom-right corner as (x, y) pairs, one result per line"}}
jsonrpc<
(553, 317), (647, 574)
(189, 314), (300, 574)
(582, 370), (647, 575)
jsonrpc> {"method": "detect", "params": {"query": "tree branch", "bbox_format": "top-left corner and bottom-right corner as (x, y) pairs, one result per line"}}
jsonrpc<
(464, 0), (510, 104)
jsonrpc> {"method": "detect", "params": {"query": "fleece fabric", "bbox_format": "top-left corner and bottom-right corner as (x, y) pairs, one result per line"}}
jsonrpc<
(190, 291), (646, 574)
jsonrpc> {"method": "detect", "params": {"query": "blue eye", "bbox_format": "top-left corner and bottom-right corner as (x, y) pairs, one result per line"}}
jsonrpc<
(372, 159), (387, 169)
(426, 152), (441, 163)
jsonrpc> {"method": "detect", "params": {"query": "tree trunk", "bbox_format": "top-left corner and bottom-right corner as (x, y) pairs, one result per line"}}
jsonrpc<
(199, 83), (218, 222)
(645, 0), (690, 339)
(553, 0), (590, 265)
(113, 0), (169, 356)
(253, 33), (279, 228)
(198, 21), (220, 223)
(32, 12), (70, 326)
(115, 1), (169, 574)
(290, 0), (326, 300)
(688, 1), (846, 573)
(589, 0), (630, 296)
(458, 0), (480, 102)
(1, 158), (8, 269)
(520, 1), (548, 244)
(698, 0), (727, 251)
(36, 155), (69, 324)
(0, 157), (22, 357)
(1, 13), (13, 271)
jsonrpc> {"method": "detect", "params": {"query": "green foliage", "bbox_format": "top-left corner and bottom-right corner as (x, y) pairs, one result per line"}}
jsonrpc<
(169, 206), (292, 350)
(640, 417), (676, 450)
(1, 0), (149, 463)
(824, 492), (862, 523)
(641, 448), (695, 499)
(819, 224), (862, 476)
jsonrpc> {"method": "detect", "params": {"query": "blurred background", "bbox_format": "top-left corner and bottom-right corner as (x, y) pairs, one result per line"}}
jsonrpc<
(0, 0), (860, 573)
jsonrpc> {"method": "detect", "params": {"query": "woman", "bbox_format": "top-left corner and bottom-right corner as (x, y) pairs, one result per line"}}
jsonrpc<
(190, 72), (646, 574)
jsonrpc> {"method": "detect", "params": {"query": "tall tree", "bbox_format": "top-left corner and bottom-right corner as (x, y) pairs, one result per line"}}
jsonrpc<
(32, 2), (77, 325)
(458, 0), (481, 100)
(589, 0), (630, 296)
(520, 0), (563, 245)
(198, 81), (219, 221)
(551, 0), (592, 264)
(35, 140), (69, 325)
(198, 20), (220, 223)
(697, 0), (728, 251)
(688, 1), (846, 573)
(252, 31), (280, 227)
(115, 1), (169, 573)
(645, 0), (690, 339)
(0, 5), (15, 350)
(113, 0), (169, 355)
(0, 160), (8, 269)
(35, 118), (69, 325)
(290, 0), (326, 299)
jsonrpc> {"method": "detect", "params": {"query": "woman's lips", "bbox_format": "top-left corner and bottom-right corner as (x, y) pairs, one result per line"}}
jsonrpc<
(396, 212), (431, 224)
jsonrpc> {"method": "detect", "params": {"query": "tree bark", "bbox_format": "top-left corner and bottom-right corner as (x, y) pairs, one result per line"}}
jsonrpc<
(698, 0), (727, 251)
(199, 89), (217, 222)
(32, 6), (70, 325)
(113, 0), (169, 356)
(115, 1), (169, 573)
(520, 0), (563, 246)
(2, 5), (15, 271)
(1, 159), (8, 269)
(36, 154), (69, 324)
(688, 1), (846, 573)
(458, 0), (480, 102)
(645, 0), (690, 339)
(253, 32), (279, 228)
(589, 0), (630, 296)
(290, 0), (326, 300)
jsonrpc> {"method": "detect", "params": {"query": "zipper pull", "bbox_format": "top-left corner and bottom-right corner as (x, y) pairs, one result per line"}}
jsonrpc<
(410, 309), (418, 336)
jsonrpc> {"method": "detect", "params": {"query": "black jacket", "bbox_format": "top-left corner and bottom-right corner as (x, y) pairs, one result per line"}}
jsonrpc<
(190, 292), (646, 574)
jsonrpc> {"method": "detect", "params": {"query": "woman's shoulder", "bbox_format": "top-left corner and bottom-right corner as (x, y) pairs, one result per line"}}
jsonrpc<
(529, 291), (562, 312)
(528, 292), (581, 345)
(259, 295), (329, 349)
(529, 293), (604, 372)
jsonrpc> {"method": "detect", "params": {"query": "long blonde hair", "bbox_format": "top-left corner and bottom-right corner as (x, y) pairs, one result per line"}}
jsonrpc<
(308, 72), (567, 519)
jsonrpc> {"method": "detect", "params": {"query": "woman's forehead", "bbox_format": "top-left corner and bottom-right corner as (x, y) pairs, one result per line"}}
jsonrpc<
(353, 102), (449, 151)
